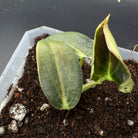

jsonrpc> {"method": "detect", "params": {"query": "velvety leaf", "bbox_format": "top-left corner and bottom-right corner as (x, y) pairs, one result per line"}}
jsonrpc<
(90, 15), (134, 93)
(45, 31), (94, 58)
(36, 40), (83, 110)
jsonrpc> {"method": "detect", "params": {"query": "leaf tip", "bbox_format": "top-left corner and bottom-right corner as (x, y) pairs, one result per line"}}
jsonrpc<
(118, 78), (134, 93)
(104, 14), (111, 24)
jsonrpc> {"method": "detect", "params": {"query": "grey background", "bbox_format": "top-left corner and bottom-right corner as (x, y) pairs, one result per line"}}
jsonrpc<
(0, 0), (138, 75)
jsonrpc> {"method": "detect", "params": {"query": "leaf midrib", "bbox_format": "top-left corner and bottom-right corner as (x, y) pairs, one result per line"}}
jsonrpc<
(48, 44), (68, 109)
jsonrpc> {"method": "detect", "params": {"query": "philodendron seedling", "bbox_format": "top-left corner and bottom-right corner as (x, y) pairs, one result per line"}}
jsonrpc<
(36, 15), (134, 110)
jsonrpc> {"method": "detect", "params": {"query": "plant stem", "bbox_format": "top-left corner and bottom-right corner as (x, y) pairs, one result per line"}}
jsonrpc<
(81, 79), (104, 93)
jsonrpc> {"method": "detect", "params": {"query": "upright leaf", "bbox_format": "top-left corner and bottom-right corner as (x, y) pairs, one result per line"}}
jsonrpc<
(45, 31), (94, 58)
(36, 40), (83, 110)
(90, 15), (133, 93)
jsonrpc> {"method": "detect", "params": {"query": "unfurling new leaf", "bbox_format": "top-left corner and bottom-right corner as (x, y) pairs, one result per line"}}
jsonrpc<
(90, 14), (134, 93)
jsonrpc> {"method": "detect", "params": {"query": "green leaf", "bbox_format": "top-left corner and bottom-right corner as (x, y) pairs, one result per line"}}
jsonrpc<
(45, 31), (94, 58)
(36, 40), (83, 110)
(90, 14), (134, 93)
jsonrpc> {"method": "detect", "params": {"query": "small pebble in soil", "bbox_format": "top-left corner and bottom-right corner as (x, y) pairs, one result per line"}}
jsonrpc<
(31, 99), (34, 102)
(16, 86), (23, 92)
(99, 129), (104, 136)
(109, 103), (113, 106)
(97, 97), (101, 101)
(8, 120), (18, 133)
(0, 126), (5, 135)
(24, 117), (29, 124)
(89, 108), (94, 113)
(40, 103), (49, 111)
(94, 124), (104, 136)
(9, 103), (27, 121)
(132, 132), (138, 138)
(87, 108), (94, 113)
(95, 128), (104, 136)
(17, 121), (23, 128)
(127, 119), (134, 126)
(104, 97), (111, 102)
(63, 119), (68, 126)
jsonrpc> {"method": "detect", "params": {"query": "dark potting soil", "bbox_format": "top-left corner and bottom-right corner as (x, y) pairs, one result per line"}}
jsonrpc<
(0, 34), (138, 138)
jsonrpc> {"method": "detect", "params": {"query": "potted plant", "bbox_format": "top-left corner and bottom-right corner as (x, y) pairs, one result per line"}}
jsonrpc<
(0, 15), (137, 137)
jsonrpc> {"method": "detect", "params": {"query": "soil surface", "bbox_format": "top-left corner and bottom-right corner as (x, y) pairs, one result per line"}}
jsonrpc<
(0, 34), (138, 138)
